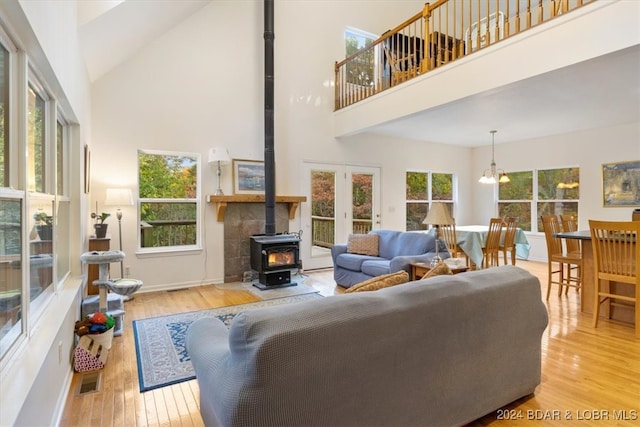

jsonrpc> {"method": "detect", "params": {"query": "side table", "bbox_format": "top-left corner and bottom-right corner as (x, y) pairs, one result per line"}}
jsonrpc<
(410, 263), (469, 280)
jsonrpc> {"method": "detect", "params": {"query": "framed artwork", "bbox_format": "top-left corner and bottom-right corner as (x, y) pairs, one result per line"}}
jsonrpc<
(84, 144), (91, 194)
(233, 159), (265, 194)
(602, 160), (640, 207)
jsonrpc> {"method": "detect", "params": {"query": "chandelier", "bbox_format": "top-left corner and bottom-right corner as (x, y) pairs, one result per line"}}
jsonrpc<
(478, 130), (510, 184)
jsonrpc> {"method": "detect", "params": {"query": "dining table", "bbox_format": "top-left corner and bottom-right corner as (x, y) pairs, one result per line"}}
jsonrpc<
(454, 225), (531, 268)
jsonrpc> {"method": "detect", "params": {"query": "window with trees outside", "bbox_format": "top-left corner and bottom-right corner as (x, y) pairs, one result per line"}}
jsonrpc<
(138, 150), (200, 252)
(406, 171), (454, 230)
(498, 167), (579, 232)
(345, 27), (377, 88)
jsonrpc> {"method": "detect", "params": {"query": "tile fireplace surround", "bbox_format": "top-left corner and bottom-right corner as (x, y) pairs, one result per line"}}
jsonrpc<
(222, 203), (291, 282)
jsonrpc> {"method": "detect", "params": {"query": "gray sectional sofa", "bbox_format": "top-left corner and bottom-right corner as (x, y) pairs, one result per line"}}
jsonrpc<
(331, 229), (447, 287)
(186, 266), (549, 427)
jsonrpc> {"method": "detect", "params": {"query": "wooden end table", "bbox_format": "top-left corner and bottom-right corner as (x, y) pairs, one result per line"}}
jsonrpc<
(410, 263), (469, 280)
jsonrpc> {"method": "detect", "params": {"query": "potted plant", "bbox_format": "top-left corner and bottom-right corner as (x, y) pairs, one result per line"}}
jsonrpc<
(33, 211), (53, 240)
(91, 212), (111, 238)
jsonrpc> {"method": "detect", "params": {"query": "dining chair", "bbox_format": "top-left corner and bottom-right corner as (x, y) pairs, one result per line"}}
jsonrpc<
(499, 217), (518, 266)
(560, 214), (582, 293)
(439, 221), (469, 267)
(541, 215), (582, 299)
(482, 218), (503, 268)
(589, 220), (639, 338)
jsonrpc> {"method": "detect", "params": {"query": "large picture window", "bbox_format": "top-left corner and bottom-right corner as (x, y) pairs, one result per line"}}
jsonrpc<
(406, 171), (454, 230)
(498, 167), (579, 232)
(138, 150), (200, 252)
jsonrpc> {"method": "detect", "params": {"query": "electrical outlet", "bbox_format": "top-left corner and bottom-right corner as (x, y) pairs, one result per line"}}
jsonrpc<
(125, 266), (131, 277)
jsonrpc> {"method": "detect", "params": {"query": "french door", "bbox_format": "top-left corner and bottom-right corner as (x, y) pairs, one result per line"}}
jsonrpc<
(300, 162), (381, 270)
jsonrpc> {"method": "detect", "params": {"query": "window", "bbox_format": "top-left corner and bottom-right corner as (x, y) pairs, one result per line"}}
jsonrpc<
(27, 82), (46, 193)
(138, 150), (200, 252)
(0, 43), (8, 187)
(0, 194), (23, 357)
(56, 119), (65, 196)
(498, 167), (579, 232)
(345, 27), (377, 87)
(406, 171), (454, 230)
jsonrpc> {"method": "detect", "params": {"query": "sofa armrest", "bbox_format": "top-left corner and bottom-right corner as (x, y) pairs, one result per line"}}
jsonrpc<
(331, 244), (348, 262)
(186, 317), (231, 372)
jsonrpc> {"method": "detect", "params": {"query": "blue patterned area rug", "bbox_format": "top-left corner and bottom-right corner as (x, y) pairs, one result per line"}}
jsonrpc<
(133, 293), (323, 392)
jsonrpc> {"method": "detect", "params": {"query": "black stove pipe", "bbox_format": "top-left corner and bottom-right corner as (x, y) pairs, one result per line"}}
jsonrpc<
(264, 0), (276, 235)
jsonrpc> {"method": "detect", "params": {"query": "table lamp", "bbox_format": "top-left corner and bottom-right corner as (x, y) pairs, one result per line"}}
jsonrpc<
(422, 202), (454, 267)
(208, 146), (231, 195)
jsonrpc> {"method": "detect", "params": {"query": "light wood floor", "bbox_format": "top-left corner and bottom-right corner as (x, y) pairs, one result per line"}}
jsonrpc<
(60, 261), (640, 426)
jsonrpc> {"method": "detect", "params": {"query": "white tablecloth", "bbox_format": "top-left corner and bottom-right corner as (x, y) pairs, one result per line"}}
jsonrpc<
(454, 225), (530, 268)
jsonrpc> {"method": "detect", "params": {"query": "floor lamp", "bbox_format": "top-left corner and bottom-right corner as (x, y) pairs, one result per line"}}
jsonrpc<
(105, 188), (134, 278)
(422, 202), (454, 267)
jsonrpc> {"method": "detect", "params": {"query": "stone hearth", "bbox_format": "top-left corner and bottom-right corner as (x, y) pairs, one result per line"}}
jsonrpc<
(223, 203), (290, 283)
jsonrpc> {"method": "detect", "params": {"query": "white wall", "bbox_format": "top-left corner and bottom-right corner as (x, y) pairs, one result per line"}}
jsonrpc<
(90, 0), (425, 290)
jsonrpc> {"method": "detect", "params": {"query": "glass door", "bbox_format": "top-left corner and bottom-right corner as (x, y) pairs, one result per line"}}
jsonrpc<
(301, 162), (380, 270)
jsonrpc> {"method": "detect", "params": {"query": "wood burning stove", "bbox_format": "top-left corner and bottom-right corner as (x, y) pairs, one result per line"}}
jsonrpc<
(250, 234), (301, 288)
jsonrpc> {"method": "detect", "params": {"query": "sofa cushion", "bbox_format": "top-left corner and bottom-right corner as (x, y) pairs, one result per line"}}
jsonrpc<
(347, 233), (379, 256)
(420, 262), (453, 279)
(336, 253), (384, 272)
(361, 259), (392, 277)
(372, 230), (430, 259)
(345, 270), (409, 293)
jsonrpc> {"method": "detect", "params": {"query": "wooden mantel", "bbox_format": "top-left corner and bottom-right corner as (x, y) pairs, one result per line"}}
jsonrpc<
(207, 195), (307, 221)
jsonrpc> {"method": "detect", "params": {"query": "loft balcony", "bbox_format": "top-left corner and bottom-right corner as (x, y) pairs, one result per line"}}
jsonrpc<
(333, 0), (639, 144)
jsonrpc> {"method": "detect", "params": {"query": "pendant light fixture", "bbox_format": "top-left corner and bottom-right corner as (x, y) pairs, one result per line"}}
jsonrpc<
(478, 130), (510, 184)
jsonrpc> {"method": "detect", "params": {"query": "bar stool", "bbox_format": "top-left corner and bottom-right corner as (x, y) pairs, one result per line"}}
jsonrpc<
(541, 215), (582, 299)
(589, 220), (639, 338)
(560, 214), (582, 294)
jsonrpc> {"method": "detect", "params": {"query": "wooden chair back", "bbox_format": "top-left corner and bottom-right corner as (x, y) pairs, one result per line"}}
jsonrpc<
(500, 216), (518, 265)
(483, 217), (503, 268)
(560, 214), (580, 254)
(589, 220), (639, 284)
(439, 222), (458, 257)
(541, 215), (563, 258)
(503, 217), (518, 248)
(588, 220), (639, 337)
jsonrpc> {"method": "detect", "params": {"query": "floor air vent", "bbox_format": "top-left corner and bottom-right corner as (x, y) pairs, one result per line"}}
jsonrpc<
(76, 371), (102, 395)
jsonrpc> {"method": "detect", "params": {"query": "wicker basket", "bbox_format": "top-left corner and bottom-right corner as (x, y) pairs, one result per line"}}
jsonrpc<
(89, 327), (114, 350)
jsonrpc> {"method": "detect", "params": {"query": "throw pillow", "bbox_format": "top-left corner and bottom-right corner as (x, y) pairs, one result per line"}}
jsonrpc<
(420, 262), (453, 279)
(345, 270), (409, 293)
(347, 233), (379, 256)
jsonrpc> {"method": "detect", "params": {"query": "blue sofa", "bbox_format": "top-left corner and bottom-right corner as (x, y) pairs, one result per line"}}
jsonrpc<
(331, 229), (448, 288)
(186, 266), (548, 427)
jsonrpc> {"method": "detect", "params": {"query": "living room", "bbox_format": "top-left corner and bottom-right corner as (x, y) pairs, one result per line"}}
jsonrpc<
(0, 0), (638, 425)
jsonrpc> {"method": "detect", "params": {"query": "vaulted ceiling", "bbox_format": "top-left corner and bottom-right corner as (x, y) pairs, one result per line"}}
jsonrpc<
(76, 1), (640, 147)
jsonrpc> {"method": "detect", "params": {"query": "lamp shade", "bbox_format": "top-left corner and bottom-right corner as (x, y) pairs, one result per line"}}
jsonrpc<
(208, 147), (231, 164)
(105, 188), (134, 207)
(422, 202), (454, 226)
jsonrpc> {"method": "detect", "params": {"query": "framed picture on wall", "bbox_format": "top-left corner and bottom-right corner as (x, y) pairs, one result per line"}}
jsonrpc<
(233, 159), (265, 195)
(602, 160), (640, 207)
